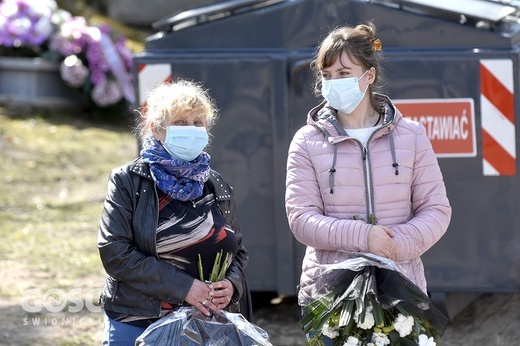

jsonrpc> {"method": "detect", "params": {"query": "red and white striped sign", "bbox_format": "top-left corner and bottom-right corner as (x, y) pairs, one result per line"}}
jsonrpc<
(137, 63), (172, 104)
(480, 59), (516, 176)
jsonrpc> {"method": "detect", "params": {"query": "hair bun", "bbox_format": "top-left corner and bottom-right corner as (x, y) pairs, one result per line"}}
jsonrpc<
(355, 22), (376, 42)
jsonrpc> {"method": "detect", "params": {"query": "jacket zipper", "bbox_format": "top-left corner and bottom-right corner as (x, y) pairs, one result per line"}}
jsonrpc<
(332, 123), (386, 221)
(152, 184), (160, 258)
(362, 146), (374, 219)
(152, 183), (164, 317)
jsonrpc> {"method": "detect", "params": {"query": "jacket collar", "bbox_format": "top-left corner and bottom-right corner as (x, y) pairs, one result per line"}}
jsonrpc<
(207, 170), (233, 201)
(307, 93), (401, 143)
(129, 157), (153, 180)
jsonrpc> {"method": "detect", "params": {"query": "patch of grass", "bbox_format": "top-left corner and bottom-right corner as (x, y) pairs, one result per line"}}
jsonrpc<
(0, 109), (137, 345)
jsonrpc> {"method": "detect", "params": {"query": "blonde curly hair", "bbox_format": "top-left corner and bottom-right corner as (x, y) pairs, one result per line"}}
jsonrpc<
(135, 79), (218, 141)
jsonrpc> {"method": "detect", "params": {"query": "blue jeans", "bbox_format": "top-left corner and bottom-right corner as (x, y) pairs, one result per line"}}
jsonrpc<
(103, 313), (147, 346)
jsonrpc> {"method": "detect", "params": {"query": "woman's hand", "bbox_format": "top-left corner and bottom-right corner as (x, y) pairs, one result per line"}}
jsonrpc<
(184, 279), (215, 316)
(209, 278), (235, 309)
(184, 278), (235, 315)
(368, 225), (397, 260)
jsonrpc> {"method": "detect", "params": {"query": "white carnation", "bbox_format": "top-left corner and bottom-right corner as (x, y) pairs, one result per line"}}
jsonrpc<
(354, 305), (375, 330)
(394, 313), (414, 337)
(371, 332), (390, 346)
(356, 311), (375, 330)
(321, 322), (339, 339)
(343, 336), (360, 346)
(418, 334), (436, 346)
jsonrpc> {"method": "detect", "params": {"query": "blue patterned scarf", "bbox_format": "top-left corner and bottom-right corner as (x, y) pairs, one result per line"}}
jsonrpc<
(140, 136), (211, 201)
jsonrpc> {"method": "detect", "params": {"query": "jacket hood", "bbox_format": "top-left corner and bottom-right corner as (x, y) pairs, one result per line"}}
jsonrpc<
(307, 93), (401, 142)
(306, 93), (402, 194)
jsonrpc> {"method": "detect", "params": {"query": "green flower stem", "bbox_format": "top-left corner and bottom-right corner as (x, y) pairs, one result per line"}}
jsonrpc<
(198, 254), (204, 282)
(209, 250), (222, 282)
(198, 249), (231, 283)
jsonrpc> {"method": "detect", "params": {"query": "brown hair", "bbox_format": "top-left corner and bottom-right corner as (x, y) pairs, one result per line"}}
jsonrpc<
(311, 22), (385, 113)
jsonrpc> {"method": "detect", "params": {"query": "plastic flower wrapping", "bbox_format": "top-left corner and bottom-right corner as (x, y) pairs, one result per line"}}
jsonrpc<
(0, 0), (135, 111)
(135, 250), (272, 346)
(135, 306), (273, 346)
(301, 252), (448, 346)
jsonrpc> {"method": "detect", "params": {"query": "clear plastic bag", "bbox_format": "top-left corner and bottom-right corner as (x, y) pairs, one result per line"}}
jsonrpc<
(135, 306), (272, 346)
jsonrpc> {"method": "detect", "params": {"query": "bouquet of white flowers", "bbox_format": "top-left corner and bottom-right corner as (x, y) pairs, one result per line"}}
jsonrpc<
(301, 253), (448, 346)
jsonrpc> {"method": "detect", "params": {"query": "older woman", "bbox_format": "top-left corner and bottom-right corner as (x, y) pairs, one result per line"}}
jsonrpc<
(98, 79), (251, 345)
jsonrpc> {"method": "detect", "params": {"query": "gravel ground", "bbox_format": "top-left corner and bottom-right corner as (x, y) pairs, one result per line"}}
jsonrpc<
(253, 293), (520, 346)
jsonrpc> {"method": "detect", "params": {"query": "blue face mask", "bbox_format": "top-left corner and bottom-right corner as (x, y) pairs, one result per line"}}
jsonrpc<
(162, 126), (209, 161)
(321, 70), (369, 114)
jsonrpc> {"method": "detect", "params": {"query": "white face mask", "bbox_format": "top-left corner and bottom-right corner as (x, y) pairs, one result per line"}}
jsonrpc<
(321, 70), (369, 114)
(162, 126), (208, 161)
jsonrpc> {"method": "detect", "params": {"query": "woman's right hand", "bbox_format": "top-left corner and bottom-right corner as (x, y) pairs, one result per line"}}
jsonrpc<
(184, 279), (220, 316)
(367, 225), (397, 260)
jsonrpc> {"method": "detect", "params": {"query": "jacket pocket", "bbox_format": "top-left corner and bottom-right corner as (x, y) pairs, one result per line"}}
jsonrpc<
(99, 275), (119, 305)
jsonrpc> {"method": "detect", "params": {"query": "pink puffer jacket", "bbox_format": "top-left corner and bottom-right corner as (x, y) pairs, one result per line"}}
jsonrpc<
(285, 95), (451, 306)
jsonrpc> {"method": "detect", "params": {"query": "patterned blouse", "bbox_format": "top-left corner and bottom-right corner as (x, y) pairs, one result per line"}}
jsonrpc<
(107, 184), (238, 327)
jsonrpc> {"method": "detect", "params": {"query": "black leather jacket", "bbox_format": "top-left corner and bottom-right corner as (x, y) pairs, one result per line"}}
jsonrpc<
(98, 157), (252, 321)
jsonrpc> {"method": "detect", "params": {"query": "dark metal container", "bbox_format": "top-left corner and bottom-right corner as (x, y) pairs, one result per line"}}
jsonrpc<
(133, 0), (520, 317)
